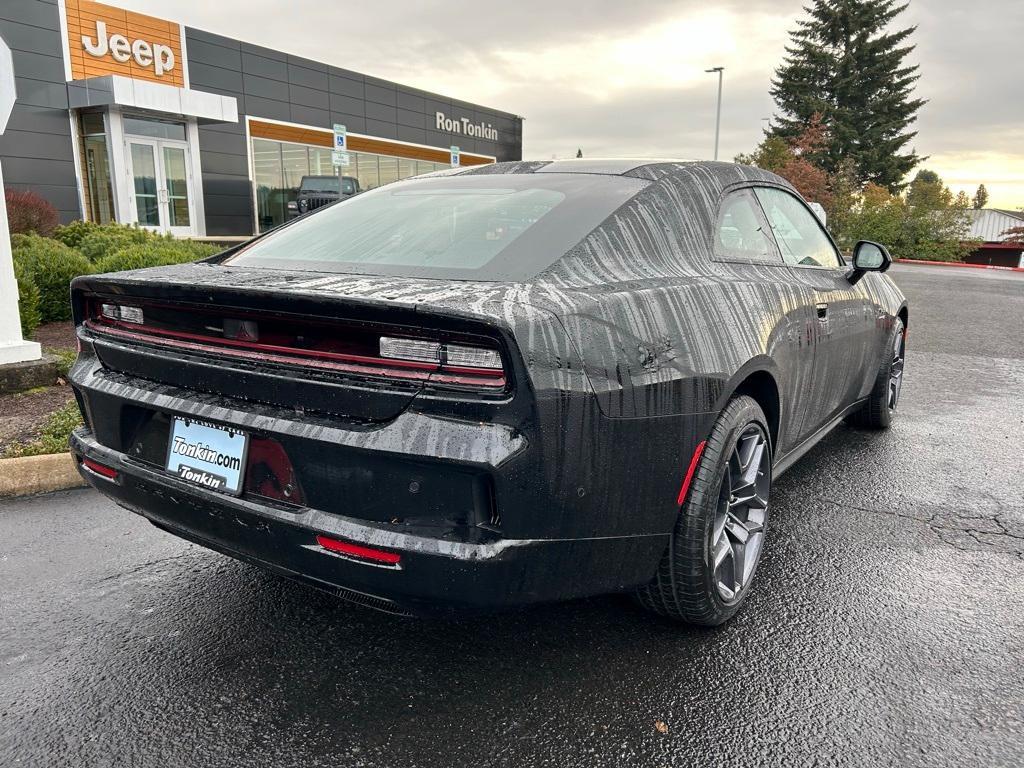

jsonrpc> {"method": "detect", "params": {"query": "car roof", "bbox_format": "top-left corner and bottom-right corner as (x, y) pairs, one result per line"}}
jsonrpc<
(447, 158), (777, 183)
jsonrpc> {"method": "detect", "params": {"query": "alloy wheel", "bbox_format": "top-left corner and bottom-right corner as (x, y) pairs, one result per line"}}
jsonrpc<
(889, 329), (905, 410)
(710, 425), (770, 602)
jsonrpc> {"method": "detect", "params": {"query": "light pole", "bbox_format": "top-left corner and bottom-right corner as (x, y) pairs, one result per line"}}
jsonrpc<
(705, 66), (724, 161)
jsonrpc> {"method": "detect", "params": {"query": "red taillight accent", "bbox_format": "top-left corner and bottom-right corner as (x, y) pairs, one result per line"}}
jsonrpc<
(82, 458), (118, 480)
(676, 440), (707, 506)
(315, 535), (402, 566)
(84, 301), (507, 391)
(244, 437), (305, 505)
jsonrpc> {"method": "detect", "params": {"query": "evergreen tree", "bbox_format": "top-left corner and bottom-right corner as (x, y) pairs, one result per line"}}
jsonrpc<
(769, 0), (926, 191)
(972, 184), (989, 209)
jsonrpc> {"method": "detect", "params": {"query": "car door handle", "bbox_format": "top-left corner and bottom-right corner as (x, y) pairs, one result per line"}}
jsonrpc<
(816, 302), (828, 320)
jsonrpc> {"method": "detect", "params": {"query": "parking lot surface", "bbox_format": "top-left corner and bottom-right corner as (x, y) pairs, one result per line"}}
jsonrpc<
(1, 264), (1022, 767)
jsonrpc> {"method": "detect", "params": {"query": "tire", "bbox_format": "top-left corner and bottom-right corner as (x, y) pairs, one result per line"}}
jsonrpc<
(636, 395), (772, 626)
(846, 318), (905, 430)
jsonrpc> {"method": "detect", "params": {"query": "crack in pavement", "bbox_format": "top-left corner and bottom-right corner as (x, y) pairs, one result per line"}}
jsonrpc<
(816, 496), (1024, 561)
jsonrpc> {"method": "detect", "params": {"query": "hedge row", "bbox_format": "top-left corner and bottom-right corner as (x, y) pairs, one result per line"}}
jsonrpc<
(11, 222), (219, 335)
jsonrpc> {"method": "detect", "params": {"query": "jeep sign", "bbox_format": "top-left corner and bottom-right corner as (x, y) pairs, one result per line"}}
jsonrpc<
(81, 19), (175, 77)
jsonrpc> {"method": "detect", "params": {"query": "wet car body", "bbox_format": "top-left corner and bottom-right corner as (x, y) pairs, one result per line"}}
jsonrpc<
(69, 159), (907, 617)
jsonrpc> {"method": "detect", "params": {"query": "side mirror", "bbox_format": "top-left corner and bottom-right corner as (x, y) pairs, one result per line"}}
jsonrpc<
(849, 240), (892, 284)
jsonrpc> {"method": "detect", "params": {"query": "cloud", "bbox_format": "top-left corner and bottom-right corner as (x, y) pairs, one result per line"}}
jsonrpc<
(120, 0), (1024, 207)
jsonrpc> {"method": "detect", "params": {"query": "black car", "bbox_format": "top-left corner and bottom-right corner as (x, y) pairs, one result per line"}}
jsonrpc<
(287, 175), (360, 219)
(69, 159), (907, 624)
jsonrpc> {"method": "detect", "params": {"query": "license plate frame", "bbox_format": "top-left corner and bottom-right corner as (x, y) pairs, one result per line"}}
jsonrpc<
(165, 417), (249, 495)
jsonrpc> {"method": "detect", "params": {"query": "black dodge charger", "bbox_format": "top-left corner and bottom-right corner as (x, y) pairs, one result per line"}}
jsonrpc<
(69, 159), (907, 624)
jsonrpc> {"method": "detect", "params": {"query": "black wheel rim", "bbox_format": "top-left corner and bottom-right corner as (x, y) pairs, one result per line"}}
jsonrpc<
(710, 424), (771, 603)
(889, 329), (905, 410)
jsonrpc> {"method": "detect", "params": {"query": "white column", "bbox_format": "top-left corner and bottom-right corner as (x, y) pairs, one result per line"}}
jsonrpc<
(0, 160), (42, 365)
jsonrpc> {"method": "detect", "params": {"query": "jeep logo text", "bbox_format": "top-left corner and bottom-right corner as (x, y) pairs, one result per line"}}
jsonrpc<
(81, 19), (175, 77)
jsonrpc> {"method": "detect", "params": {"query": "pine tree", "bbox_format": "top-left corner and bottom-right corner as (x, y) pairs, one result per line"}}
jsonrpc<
(769, 0), (926, 191)
(972, 184), (989, 209)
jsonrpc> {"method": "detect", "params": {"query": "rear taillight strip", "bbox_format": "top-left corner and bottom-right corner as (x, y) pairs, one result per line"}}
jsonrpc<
(85, 320), (506, 389)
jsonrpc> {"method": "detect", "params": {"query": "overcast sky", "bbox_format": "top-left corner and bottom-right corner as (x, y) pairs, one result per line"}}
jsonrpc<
(123, 0), (1024, 208)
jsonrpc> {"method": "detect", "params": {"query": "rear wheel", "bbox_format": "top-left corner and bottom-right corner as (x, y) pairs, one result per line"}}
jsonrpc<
(846, 318), (905, 430)
(636, 396), (772, 626)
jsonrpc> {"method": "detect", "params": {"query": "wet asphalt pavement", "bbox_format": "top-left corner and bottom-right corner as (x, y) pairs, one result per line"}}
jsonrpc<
(2, 264), (1023, 767)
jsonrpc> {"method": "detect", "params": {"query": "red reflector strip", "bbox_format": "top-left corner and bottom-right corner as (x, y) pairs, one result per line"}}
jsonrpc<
(82, 458), (118, 480)
(315, 535), (401, 565)
(676, 440), (707, 507)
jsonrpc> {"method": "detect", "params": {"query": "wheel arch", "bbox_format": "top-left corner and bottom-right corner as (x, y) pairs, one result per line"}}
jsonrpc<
(897, 303), (909, 331)
(715, 358), (782, 457)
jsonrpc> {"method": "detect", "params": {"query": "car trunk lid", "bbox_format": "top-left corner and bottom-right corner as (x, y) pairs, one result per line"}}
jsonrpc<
(73, 263), (517, 423)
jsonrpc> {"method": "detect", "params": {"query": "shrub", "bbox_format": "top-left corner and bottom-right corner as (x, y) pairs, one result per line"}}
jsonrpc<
(95, 240), (219, 274)
(5, 189), (59, 237)
(12, 234), (92, 322)
(12, 260), (41, 338)
(49, 348), (78, 378)
(9, 232), (32, 251)
(2, 400), (83, 458)
(53, 220), (100, 249)
(77, 223), (160, 262)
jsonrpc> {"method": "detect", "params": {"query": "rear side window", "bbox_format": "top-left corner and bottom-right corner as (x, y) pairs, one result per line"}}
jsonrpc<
(227, 173), (649, 281)
(715, 190), (782, 263)
(754, 187), (841, 268)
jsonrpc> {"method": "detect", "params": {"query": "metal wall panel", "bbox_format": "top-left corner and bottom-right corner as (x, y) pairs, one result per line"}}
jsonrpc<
(27, 12), (528, 236)
(0, 2), (80, 223)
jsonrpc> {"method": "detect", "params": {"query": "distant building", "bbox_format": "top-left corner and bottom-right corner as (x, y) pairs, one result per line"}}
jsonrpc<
(0, 0), (521, 237)
(964, 209), (1024, 268)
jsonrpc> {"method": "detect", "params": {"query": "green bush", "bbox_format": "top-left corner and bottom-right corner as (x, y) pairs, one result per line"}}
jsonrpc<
(48, 347), (78, 378)
(53, 220), (100, 249)
(2, 400), (83, 458)
(12, 234), (92, 322)
(13, 259), (41, 337)
(77, 223), (160, 263)
(95, 240), (219, 274)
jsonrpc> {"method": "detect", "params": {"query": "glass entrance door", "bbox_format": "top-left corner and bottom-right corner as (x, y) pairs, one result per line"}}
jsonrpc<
(126, 138), (195, 235)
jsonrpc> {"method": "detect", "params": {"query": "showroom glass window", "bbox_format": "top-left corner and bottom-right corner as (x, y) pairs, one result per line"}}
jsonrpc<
(79, 112), (115, 224)
(250, 136), (452, 232)
(754, 187), (840, 268)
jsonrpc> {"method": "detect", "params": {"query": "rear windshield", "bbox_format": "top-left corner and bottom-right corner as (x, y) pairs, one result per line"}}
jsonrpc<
(300, 177), (342, 193)
(226, 173), (648, 280)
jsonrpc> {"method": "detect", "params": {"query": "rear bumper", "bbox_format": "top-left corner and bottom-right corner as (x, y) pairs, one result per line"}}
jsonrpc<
(70, 429), (666, 616)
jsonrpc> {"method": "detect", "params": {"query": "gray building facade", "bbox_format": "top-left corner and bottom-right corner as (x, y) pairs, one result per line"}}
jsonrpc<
(0, 0), (522, 236)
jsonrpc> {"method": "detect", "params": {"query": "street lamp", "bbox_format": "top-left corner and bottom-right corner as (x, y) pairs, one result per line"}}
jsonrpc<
(705, 66), (724, 161)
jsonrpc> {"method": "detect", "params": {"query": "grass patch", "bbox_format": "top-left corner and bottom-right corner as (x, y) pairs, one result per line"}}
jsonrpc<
(13, 386), (49, 397)
(2, 401), (82, 458)
(47, 347), (78, 378)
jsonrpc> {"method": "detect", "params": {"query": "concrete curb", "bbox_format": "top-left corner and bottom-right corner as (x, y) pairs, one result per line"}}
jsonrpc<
(0, 452), (86, 498)
(896, 258), (1024, 272)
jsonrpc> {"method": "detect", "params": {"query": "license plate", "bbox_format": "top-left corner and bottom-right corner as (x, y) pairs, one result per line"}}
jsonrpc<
(166, 418), (249, 495)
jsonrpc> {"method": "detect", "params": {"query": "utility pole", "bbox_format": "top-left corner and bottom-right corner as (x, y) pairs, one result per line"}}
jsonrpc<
(705, 66), (724, 161)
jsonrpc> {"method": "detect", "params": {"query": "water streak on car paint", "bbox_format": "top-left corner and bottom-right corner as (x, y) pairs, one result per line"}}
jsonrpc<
(68, 159), (906, 609)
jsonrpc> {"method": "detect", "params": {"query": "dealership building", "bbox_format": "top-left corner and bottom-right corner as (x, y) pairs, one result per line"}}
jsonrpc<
(0, 0), (523, 236)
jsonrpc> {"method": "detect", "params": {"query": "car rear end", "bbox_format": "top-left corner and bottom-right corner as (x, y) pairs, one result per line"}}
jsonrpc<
(67, 170), (671, 616)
